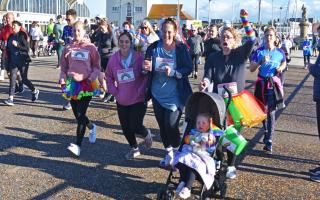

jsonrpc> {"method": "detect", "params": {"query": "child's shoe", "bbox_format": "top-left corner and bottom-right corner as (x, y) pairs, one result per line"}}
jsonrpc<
(178, 187), (191, 199)
(226, 166), (237, 179)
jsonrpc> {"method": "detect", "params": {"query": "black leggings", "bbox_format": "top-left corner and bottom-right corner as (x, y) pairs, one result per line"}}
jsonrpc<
(176, 163), (201, 189)
(304, 55), (310, 65)
(9, 64), (35, 96)
(152, 98), (182, 148)
(215, 144), (236, 166)
(70, 96), (93, 146)
(117, 102), (148, 148)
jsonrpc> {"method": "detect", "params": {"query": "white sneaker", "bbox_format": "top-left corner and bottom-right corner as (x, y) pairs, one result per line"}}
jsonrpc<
(0, 70), (4, 81)
(147, 100), (152, 107)
(125, 147), (141, 160)
(144, 129), (153, 149)
(178, 187), (191, 199)
(89, 124), (97, 143)
(63, 102), (72, 110)
(175, 181), (185, 194)
(215, 160), (221, 170)
(226, 166), (237, 179)
(67, 143), (80, 156)
(159, 150), (174, 168)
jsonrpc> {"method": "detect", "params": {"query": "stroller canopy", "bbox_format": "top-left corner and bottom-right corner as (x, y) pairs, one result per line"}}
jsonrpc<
(185, 92), (226, 129)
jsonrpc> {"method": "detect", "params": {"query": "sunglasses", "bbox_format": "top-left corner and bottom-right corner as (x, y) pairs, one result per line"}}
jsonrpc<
(140, 26), (148, 30)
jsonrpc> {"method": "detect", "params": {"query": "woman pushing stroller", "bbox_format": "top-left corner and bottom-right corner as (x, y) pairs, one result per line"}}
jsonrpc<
(200, 9), (256, 179)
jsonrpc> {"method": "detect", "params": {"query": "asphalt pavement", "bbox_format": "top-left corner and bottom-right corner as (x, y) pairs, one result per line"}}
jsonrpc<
(0, 50), (319, 200)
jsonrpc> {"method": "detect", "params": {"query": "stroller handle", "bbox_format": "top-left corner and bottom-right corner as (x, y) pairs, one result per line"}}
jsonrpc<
(223, 85), (232, 110)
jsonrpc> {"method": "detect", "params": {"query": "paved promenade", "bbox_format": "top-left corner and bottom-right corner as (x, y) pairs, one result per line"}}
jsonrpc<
(0, 50), (319, 199)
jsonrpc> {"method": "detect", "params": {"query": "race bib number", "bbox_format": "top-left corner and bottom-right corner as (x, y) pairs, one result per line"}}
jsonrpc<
(71, 50), (89, 61)
(117, 68), (135, 84)
(217, 82), (238, 97)
(155, 57), (174, 72)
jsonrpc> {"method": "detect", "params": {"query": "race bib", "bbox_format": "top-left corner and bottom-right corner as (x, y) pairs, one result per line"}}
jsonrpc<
(217, 82), (238, 97)
(71, 50), (89, 61)
(155, 57), (174, 72)
(117, 68), (135, 84)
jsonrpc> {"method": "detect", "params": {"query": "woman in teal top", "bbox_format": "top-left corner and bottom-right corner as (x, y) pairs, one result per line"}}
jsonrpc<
(53, 15), (65, 69)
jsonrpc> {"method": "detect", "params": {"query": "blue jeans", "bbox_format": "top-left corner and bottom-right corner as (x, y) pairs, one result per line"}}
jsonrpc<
(152, 98), (182, 148)
(263, 89), (277, 143)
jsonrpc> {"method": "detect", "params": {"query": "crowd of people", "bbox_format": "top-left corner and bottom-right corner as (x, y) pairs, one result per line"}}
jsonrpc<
(0, 6), (319, 199)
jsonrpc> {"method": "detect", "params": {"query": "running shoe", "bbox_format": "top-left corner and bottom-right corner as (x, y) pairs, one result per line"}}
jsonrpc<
(88, 124), (97, 143)
(31, 89), (40, 102)
(4, 98), (14, 106)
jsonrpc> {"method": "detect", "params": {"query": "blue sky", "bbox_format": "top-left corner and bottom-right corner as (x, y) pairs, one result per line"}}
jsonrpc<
(85, 0), (319, 22)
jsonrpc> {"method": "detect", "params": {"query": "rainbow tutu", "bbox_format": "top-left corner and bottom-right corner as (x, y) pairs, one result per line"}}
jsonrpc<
(61, 77), (102, 100)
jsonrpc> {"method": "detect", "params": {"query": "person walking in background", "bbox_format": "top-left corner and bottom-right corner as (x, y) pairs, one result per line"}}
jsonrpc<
(47, 18), (54, 37)
(53, 15), (65, 69)
(95, 19), (117, 103)
(302, 36), (312, 69)
(309, 51), (320, 183)
(203, 24), (221, 61)
(143, 18), (193, 168)
(4, 21), (39, 106)
(59, 21), (101, 157)
(0, 14), (7, 81)
(61, 9), (77, 111)
(134, 20), (159, 54)
(0, 12), (27, 93)
(106, 31), (152, 159)
(29, 21), (43, 58)
(187, 26), (203, 79)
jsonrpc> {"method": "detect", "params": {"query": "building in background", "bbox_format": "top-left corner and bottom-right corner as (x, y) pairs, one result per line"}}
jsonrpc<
(0, 0), (90, 33)
(107, 0), (158, 27)
(106, 0), (194, 29)
(147, 4), (193, 27)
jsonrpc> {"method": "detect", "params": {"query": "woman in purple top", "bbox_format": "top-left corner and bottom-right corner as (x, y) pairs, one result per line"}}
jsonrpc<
(106, 32), (152, 159)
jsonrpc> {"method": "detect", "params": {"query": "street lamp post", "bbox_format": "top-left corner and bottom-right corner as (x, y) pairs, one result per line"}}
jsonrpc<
(195, 0), (198, 20)
(271, 0), (274, 26)
(258, 0), (261, 27)
(208, 0), (212, 26)
(279, 6), (283, 32)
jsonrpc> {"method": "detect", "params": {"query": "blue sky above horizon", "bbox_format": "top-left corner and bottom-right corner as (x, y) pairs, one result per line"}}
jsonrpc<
(85, 0), (320, 22)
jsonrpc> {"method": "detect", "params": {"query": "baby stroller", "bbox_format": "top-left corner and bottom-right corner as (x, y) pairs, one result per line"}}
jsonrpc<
(157, 91), (231, 200)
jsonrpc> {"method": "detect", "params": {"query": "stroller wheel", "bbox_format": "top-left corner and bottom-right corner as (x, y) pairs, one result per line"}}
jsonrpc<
(165, 190), (174, 200)
(157, 189), (166, 200)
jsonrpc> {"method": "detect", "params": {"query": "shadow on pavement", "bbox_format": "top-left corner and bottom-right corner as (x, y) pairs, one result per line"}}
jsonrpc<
(0, 127), (162, 199)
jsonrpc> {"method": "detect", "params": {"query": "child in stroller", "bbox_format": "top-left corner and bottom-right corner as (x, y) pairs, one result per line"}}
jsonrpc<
(173, 112), (223, 199)
(157, 91), (228, 200)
